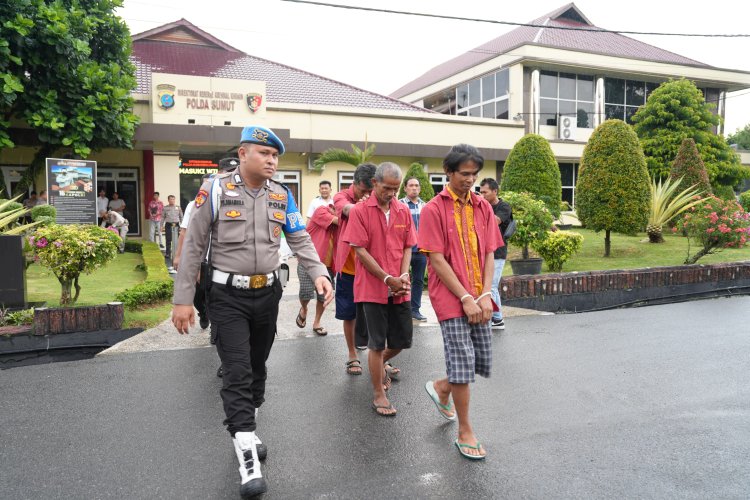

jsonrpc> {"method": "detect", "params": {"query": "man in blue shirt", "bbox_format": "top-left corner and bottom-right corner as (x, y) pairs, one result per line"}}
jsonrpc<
(400, 176), (428, 321)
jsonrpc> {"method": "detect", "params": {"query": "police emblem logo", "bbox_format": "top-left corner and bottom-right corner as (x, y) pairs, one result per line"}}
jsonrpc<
(225, 210), (242, 218)
(273, 211), (285, 221)
(246, 93), (263, 113)
(157, 84), (176, 110)
(226, 183), (236, 190)
(268, 193), (287, 201)
(195, 189), (208, 208)
(272, 226), (281, 238)
(252, 128), (269, 143)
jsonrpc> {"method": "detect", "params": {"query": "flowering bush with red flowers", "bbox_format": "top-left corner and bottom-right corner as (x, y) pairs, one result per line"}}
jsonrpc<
(675, 195), (750, 264)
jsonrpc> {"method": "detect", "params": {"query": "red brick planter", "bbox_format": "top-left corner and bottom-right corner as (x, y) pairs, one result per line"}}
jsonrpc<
(33, 302), (124, 335)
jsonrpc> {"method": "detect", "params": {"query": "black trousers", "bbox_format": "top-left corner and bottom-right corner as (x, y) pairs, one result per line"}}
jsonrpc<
(208, 281), (281, 435)
(164, 222), (179, 257)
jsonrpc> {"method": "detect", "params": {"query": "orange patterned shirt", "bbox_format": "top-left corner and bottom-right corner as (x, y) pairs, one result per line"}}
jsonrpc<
(447, 186), (483, 296)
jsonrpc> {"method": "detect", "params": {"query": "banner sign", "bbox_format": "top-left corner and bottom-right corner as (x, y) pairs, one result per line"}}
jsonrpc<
(46, 158), (97, 225)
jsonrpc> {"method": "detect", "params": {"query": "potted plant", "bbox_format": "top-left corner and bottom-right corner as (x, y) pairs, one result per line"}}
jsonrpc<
(501, 191), (553, 275)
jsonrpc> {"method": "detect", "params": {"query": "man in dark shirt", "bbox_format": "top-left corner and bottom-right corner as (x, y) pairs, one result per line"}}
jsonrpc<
(479, 178), (512, 330)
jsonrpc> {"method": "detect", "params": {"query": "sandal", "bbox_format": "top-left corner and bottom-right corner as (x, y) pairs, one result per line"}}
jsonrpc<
(425, 381), (456, 421)
(384, 362), (400, 380)
(454, 439), (486, 460)
(312, 326), (327, 336)
(295, 308), (306, 328)
(383, 373), (392, 392)
(345, 359), (362, 375)
(372, 402), (397, 417)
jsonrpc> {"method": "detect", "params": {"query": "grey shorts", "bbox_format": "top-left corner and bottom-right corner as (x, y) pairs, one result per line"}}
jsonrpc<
(297, 262), (316, 300)
(439, 317), (492, 384)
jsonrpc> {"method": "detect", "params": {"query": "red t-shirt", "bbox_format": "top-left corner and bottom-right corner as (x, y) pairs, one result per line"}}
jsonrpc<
(307, 204), (338, 268)
(333, 186), (357, 275)
(418, 189), (502, 321)
(344, 196), (417, 304)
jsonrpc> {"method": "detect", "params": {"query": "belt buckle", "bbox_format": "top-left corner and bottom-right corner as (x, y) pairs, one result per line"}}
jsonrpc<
(250, 274), (267, 289)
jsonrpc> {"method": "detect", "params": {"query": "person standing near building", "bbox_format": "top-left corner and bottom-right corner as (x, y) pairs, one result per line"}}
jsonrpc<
(148, 192), (164, 248)
(35, 190), (47, 206)
(479, 178), (512, 330)
(399, 176), (428, 321)
(345, 163), (415, 416)
(97, 189), (109, 227)
(296, 202), (338, 336)
(102, 210), (129, 253)
(108, 192), (125, 215)
(306, 180), (334, 218)
(333, 163), (376, 376)
(172, 126), (332, 499)
(162, 195), (183, 260)
(419, 144), (502, 460)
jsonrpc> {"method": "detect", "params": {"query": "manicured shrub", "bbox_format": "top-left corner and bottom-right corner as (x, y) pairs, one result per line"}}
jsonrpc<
(500, 191), (553, 259)
(713, 184), (737, 201)
(29, 225), (120, 305)
(397, 162), (435, 201)
(500, 134), (562, 217)
(739, 190), (750, 212)
(575, 119), (651, 257)
(30, 204), (57, 226)
(532, 231), (584, 272)
(676, 195), (750, 264)
(124, 239), (144, 253)
(141, 241), (171, 282)
(670, 138), (712, 196)
(114, 241), (172, 309)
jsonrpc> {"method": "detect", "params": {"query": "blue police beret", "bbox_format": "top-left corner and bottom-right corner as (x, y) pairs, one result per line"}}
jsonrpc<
(240, 125), (285, 155)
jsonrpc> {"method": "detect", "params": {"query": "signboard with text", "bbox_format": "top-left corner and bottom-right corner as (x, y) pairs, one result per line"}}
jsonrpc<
(46, 158), (97, 225)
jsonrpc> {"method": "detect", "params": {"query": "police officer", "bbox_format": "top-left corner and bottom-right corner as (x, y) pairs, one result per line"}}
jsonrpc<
(172, 125), (333, 499)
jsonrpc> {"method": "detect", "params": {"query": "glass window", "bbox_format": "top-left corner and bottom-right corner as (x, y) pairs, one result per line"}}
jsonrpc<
(468, 79), (481, 106)
(469, 106), (481, 117)
(559, 73), (576, 100)
(577, 75), (594, 102)
(626, 80), (645, 106)
(482, 75), (495, 101)
(559, 100), (576, 118)
(457, 110), (467, 117)
(605, 78), (625, 104)
(605, 104), (624, 121)
(496, 99), (509, 119)
(540, 71), (558, 98)
(423, 90), (456, 115)
(559, 163), (574, 186)
(457, 84), (469, 108)
(646, 81), (659, 97)
(625, 106), (639, 124)
(577, 102), (594, 128)
(562, 187), (574, 207)
(496, 69), (509, 97)
(540, 98), (557, 126)
(482, 102), (494, 119)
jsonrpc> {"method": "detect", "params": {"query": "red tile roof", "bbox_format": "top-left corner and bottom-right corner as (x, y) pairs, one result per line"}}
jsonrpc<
(390, 3), (710, 99)
(131, 20), (428, 113)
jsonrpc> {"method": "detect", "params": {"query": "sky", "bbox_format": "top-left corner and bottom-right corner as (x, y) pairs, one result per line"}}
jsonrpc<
(117, 0), (750, 136)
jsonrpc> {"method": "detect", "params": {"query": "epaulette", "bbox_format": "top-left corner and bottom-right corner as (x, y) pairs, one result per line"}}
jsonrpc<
(216, 171), (233, 179)
(268, 178), (288, 191)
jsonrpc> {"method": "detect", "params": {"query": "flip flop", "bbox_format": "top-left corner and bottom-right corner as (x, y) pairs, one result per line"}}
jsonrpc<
(372, 402), (397, 417)
(384, 362), (400, 380)
(454, 439), (486, 460)
(295, 309), (306, 328)
(424, 381), (456, 421)
(312, 326), (327, 336)
(382, 373), (392, 392)
(345, 359), (362, 375)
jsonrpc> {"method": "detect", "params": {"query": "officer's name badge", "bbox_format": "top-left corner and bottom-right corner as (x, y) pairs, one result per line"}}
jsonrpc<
(225, 210), (242, 218)
(272, 226), (281, 237)
(224, 190), (240, 197)
(273, 211), (285, 221)
(195, 189), (208, 208)
(268, 193), (287, 201)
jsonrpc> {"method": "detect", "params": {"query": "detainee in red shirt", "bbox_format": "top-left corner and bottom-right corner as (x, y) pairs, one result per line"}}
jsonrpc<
(345, 162), (416, 416)
(418, 144), (502, 459)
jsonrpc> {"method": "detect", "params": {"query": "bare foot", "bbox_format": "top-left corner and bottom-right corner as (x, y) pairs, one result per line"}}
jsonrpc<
(372, 395), (396, 416)
(433, 379), (455, 419)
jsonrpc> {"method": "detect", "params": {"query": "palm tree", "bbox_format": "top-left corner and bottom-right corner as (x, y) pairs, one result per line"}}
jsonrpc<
(646, 177), (704, 243)
(312, 143), (376, 171)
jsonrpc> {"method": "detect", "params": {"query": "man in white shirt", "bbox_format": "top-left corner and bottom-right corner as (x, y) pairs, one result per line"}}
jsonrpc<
(103, 210), (129, 253)
(306, 180), (334, 219)
(97, 189), (109, 226)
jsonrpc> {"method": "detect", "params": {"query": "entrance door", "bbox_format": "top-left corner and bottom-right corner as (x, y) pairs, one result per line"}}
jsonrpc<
(97, 168), (141, 236)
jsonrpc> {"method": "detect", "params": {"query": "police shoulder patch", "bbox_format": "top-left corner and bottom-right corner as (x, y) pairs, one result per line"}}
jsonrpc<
(195, 189), (209, 208)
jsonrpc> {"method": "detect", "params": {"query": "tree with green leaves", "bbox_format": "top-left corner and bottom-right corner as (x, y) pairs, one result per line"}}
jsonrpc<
(1, 0), (138, 193)
(397, 162), (435, 201)
(312, 143), (375, 171)
(669, 138), (712, 196)
(576, 120), (651, 257)
(500, 134), (562, 217)
(727, 123), (750, 150)
(631, 79), (747, 190)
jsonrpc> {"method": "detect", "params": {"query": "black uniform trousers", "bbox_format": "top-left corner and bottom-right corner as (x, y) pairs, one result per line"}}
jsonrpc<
(164, 222), (179, 258)
(208, 280), (281, 435)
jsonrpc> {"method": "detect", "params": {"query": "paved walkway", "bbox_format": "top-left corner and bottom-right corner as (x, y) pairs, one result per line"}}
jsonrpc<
(101, 257), (543, 355)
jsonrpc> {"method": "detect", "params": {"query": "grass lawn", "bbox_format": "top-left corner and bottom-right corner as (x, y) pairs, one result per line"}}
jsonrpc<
(26, 252), (171, 329)
(504, 228), (750, 276)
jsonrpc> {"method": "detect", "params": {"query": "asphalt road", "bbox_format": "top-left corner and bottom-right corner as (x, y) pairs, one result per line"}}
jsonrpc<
(2, 296), (749, 499)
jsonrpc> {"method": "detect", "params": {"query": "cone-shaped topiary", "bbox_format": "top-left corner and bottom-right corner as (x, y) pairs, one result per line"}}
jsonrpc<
(576, 120), (651, 257)
(500, 134), (562, 217)
(670, 138), (712, 196)
(397, 162), (436, 201)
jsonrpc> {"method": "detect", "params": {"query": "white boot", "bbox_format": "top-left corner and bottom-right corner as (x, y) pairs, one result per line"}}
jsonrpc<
(233, 432), (268, 499)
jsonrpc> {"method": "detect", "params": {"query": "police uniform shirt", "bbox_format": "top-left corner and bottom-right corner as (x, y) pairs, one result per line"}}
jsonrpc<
(173, 170), (328, 304)
(107, 211), (128, 228)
